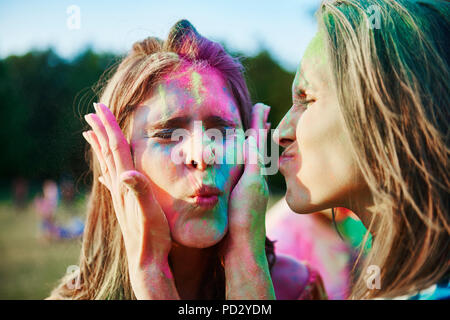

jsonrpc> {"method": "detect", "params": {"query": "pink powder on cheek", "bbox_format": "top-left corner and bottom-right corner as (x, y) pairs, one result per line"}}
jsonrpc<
(219, 164), (243, 197)
(185, 221), (192, 234)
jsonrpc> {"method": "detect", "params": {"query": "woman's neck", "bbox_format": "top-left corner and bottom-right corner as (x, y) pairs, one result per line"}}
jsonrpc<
(345, 188), (378, 233)
(169, 243), (214, 299)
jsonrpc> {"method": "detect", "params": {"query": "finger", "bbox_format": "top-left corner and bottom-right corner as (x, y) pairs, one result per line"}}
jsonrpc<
(263, 122), (271, 155)
(94, 103), (134, 174)
(263, 105), (270, 124)
(85, 113), (117, 179)
(83, 130), (112, 188)
(98, 176), (110, 191)
(251, 103), (265, 130)
(243, 135), (262, 175)
(120, 171), (168, 228)
(251, 103), (271, 151)
(83, 130), (105, 172)
(243, 136), (269, 202)
(120, 170), (150, 195)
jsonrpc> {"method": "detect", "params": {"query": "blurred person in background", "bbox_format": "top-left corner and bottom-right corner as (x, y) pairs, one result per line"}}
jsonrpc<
(12, 176), (29, 210)
(33, 180), (59, 241)
(33, 179), (84, 241)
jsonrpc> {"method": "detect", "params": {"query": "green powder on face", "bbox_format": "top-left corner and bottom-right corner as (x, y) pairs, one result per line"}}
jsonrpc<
(157, 84), (169, 116)
(303, 29), (328, 67)
(279, 110), (295, 137)
(293, 29), (330, 92)
(191, 71), (204, 105)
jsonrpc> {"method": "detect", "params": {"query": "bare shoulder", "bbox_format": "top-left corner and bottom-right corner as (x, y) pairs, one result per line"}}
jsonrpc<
(270, 254), (311, 300)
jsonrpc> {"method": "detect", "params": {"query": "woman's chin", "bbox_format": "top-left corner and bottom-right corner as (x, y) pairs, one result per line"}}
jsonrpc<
(285, 185), (314, 214)
(172, 224), (228, 249)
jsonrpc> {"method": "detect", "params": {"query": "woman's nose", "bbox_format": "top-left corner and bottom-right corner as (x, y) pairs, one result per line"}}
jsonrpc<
(184, 132), (212, 171)
(273, 108), (296, 148)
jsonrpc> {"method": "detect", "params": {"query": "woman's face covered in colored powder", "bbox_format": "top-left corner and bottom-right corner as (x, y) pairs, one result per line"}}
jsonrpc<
(274, 31), (366, 214)
(130, 64), (244, 248)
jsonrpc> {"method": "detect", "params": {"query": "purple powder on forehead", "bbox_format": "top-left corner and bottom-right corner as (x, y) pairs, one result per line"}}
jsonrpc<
(166, 19), (252, 131)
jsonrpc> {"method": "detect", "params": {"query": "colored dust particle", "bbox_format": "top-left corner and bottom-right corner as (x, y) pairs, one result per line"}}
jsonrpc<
(303, 28), (327, 67)
(293, 29), (327, 91)
(190, 71), (204, 104)
(339, 217), (372, 252)
(157, 84), (168, 114)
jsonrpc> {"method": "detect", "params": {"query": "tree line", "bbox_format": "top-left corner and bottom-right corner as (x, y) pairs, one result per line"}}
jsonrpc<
(0, 47), (295, 193)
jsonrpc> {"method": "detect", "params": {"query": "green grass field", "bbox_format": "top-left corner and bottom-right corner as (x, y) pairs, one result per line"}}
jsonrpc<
(0, 202), (83, 299)
(0, 193), (284, 300)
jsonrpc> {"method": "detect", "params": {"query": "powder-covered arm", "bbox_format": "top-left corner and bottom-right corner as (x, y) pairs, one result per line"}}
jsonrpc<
(83, 102), (179, 299)
(223, 103), (275, 300)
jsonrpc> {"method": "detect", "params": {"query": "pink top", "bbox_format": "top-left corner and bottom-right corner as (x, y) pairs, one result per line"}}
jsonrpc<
(267, 198), (353, 300)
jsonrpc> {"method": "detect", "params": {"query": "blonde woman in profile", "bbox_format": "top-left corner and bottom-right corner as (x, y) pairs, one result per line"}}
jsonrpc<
(48, 20), (327, 300)
(273, 0), (449, 299)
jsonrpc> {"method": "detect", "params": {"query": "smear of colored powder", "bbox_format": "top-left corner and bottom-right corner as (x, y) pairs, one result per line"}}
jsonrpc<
(157, 84), (169, 115)
(190, 71), (204, 105)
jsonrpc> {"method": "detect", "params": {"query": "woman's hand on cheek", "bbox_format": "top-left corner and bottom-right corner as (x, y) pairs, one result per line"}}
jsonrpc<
(224, 103), (275, 300)
(83, 103), (179, 299)
(227, 136), (269, 250)
(228, 103), (270, 251)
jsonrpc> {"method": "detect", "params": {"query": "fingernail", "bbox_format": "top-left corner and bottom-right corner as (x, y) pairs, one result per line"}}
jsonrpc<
(82, 131), (90, 142)
(121, 177), (137, 189)
(84, 114), (92, 123)
(93, 103), (98, 112)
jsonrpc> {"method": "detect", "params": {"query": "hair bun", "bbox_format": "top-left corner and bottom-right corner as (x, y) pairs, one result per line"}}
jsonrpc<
(131, 37), (162, 56)
(168, 19), (200, 42)
(166, 19), (203, 58)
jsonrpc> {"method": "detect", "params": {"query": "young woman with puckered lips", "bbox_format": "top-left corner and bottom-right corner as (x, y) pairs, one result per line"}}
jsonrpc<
(48, 20), (326, 300)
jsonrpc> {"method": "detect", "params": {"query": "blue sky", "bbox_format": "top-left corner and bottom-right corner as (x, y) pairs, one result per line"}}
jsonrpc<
(0, 0), (321, 71)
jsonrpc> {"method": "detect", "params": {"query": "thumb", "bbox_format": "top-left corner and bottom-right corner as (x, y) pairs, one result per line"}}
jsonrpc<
(120, 170), (167, 226)
(120, 171), (150, 195)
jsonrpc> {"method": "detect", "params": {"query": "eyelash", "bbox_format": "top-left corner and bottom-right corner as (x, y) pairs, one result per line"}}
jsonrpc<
(294, 96), (315, 108)
(144, 129), (175, 140)
(148, 127), (231, 140)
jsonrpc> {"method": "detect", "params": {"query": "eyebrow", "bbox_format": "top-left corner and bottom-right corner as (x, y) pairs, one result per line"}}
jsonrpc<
(292, 65), (318, 97)
(148, 116), (189, 130)
(203, 115), (236, 128)
(147, 115), (236, 130)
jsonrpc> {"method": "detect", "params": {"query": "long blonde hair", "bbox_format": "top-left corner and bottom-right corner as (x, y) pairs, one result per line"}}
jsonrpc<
(49, 20), (276, 299)
(318, 0), (449, 298)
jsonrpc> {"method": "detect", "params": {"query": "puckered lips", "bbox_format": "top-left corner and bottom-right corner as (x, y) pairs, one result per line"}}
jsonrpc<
(189, 185), (222, 208)
(279, 145), (297, 169)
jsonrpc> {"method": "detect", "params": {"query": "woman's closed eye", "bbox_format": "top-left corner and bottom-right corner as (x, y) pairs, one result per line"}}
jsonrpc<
(293, 91), (316, 109)
(147, 126), (233, 142)
(147, 128), (176, 140)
